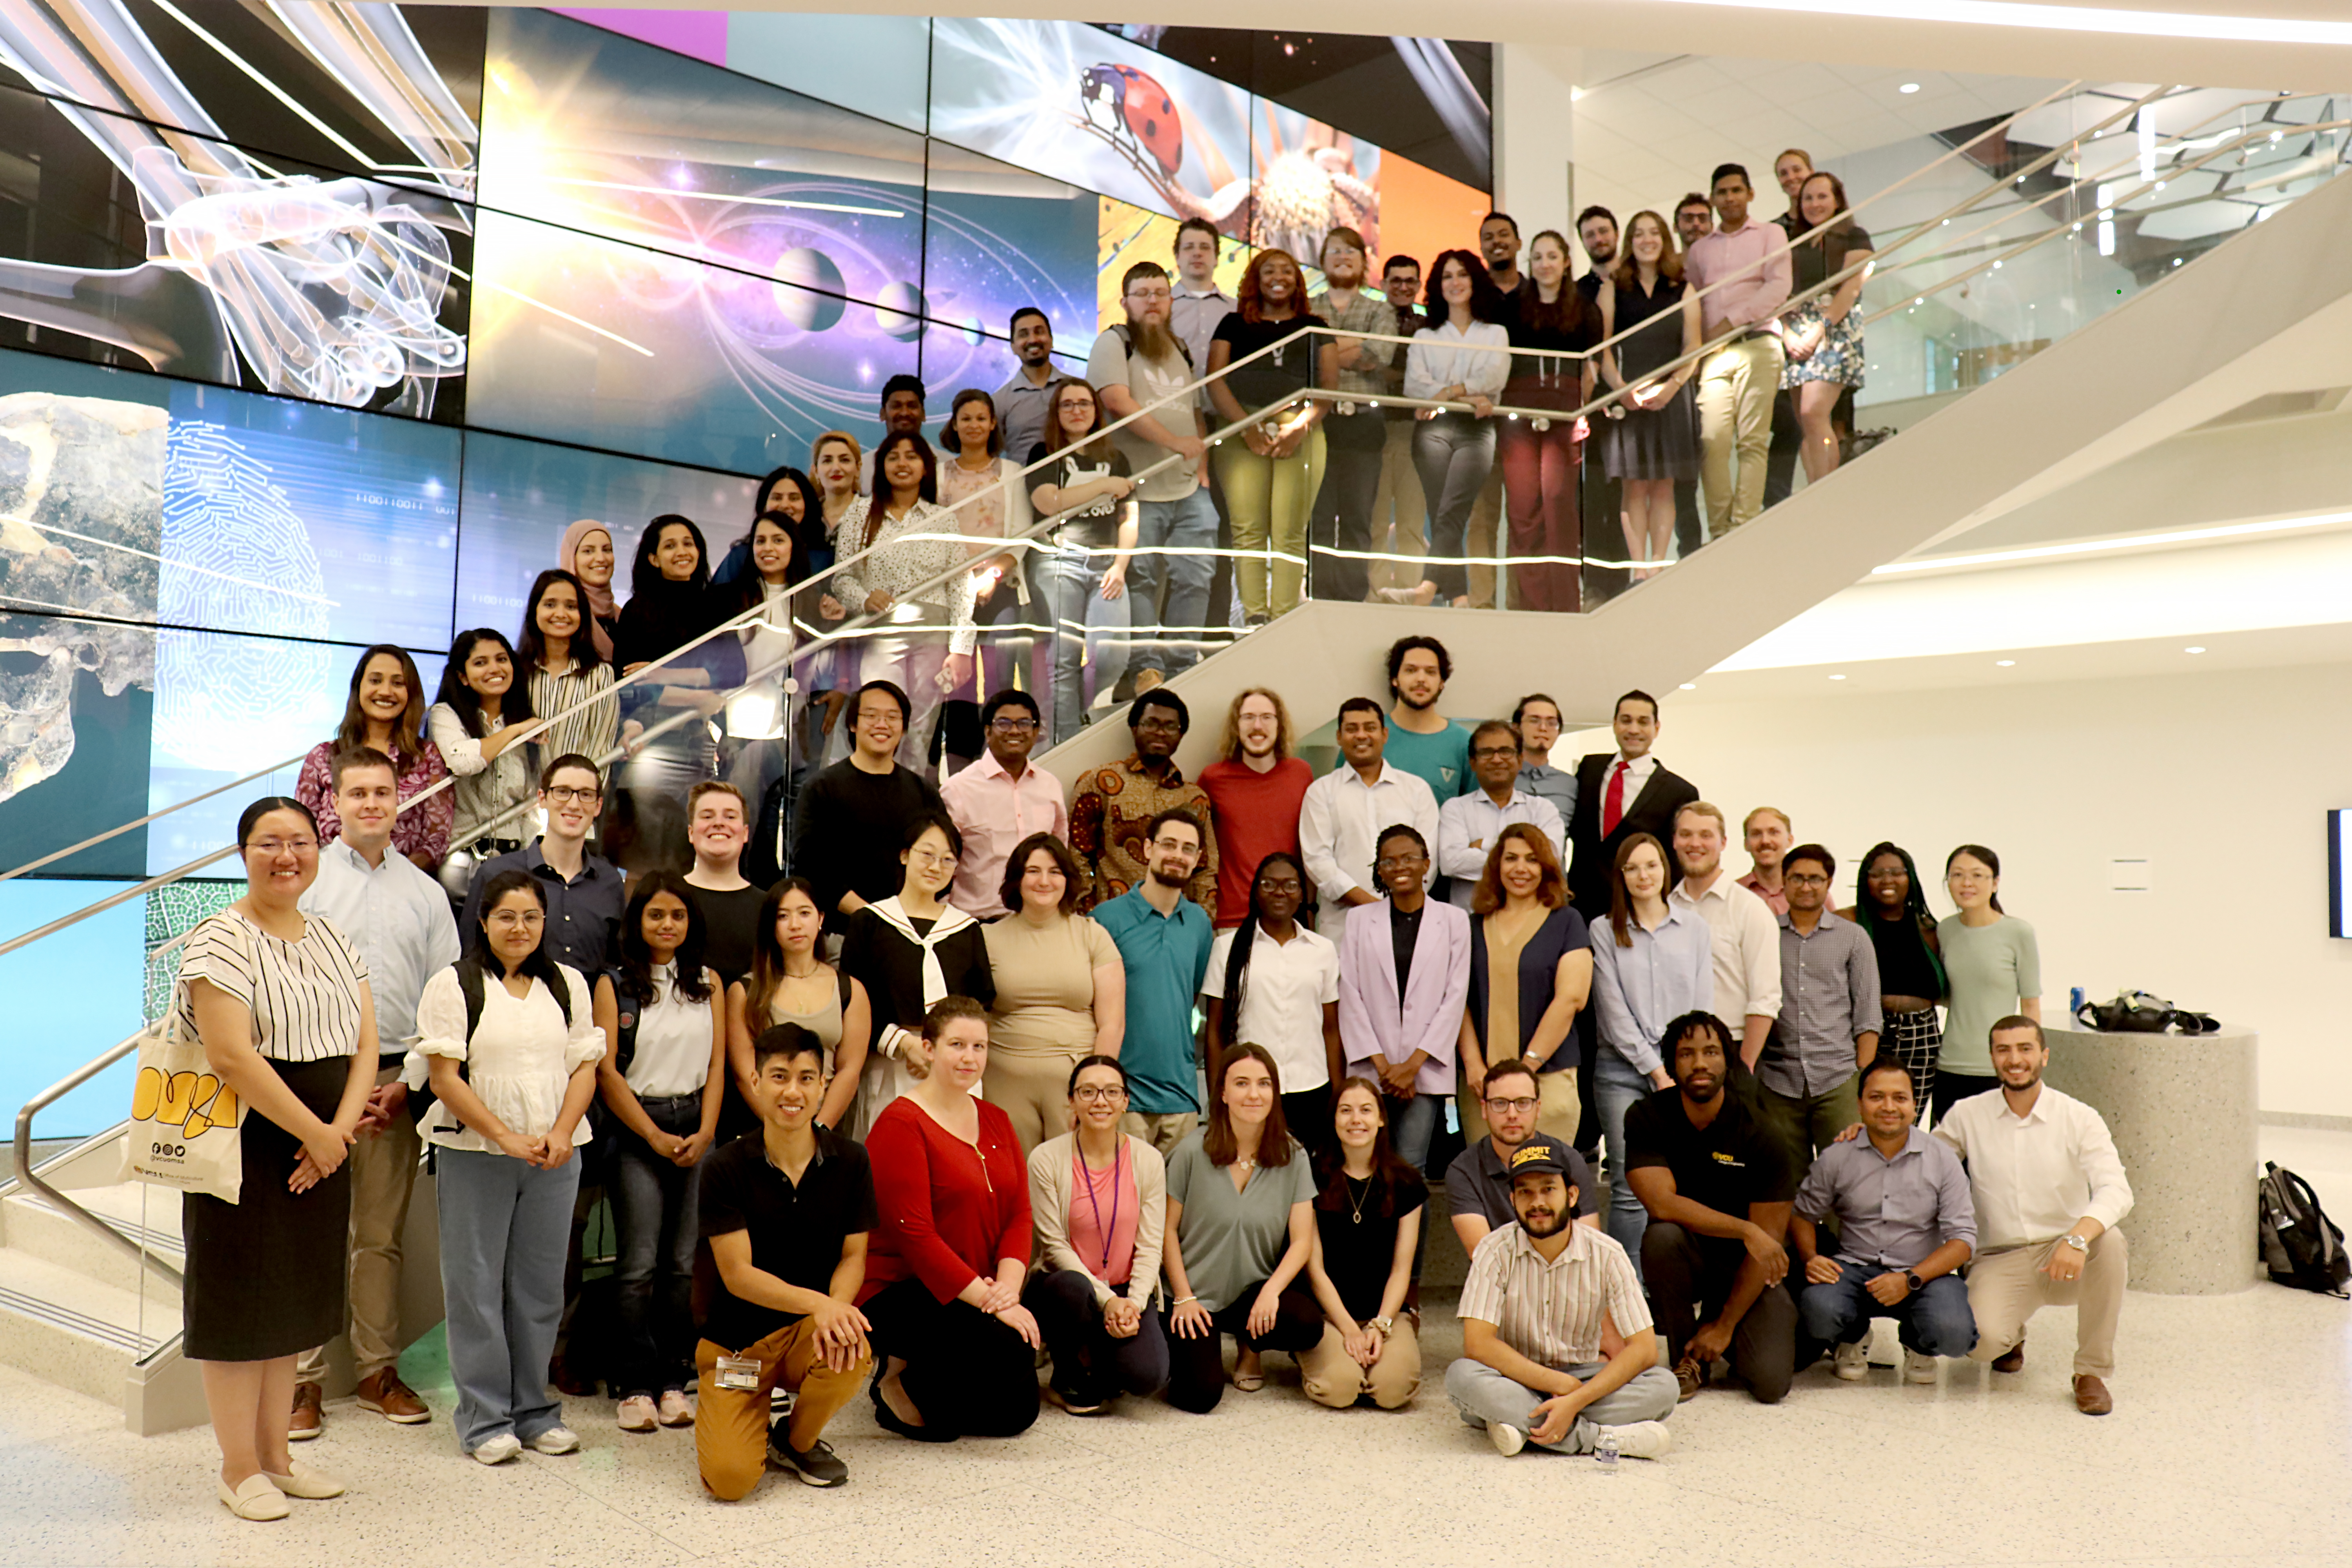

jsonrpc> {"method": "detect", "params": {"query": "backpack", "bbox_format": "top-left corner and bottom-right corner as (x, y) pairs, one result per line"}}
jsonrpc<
(2258, 1161), (2350, 1297)
(410, 955), (575, 1127)
(1111, 321), (1193, 370)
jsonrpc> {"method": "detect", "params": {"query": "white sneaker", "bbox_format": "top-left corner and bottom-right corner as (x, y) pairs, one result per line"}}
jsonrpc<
(1834, 1342), (1870, 1381)
(1487, 1421), (1527, 1457)
(1592, 1420), (1673, 1461)
(616, 1396), (657, 1433)
(657, 1390), (695, 1427)
(471, 1433), (523, 1466)
(1903, 1349), (1939, 1385)
(528, 1425), (580, 1455)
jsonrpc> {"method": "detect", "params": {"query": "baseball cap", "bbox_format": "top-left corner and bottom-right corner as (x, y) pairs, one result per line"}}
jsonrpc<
(1505, 1134), (1574, 1181)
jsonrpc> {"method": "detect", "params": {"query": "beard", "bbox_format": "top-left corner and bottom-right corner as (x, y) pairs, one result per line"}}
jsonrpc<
(1518, 1206), (1568, 1238)
(1681, 1074), (1722, 1105)
(1148, 865), (1190, 889)
(1126, 316), (1177, 361)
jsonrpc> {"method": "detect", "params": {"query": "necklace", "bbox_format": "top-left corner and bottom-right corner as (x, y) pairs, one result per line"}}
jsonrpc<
(1345, 1171), (1374, 1225)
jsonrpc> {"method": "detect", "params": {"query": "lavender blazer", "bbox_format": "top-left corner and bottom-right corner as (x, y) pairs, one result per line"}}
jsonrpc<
(1336, 898), (1472, 1096)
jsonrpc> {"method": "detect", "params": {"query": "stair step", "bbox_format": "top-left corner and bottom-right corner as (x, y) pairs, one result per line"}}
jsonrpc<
(2, 1185), (183, 1303)
(0, 1246), (174, 1405)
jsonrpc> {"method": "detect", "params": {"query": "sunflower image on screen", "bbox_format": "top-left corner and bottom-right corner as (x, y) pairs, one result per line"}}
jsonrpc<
(1076, 62), (1378, 257)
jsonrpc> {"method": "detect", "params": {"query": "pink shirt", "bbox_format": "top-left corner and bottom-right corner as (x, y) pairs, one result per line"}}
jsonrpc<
(1737, 871), (1790, 916)
(1685, 221), (1793, 337)
(940, 750), (1069, 917)
(1063, 1143), (1140, 1287)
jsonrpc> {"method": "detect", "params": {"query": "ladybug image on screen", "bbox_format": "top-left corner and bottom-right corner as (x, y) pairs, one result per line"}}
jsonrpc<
(1080, 64), (1185, 179)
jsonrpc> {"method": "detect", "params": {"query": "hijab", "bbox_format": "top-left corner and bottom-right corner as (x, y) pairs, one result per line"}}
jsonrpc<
(558, 519), (619, 662)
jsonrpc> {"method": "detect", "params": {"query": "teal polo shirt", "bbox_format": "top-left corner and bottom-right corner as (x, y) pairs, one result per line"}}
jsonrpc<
(1384, 720), (1473, 801)
(1094, 885), (1213, 1115)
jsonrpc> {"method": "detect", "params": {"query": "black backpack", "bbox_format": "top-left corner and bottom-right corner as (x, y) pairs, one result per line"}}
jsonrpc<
(2258, 1161), (2350, 1297)
(409, 956), (576, 1126)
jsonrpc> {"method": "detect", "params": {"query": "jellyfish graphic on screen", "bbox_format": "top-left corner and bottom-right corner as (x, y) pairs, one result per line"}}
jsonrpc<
(1074, 60), (1377, 257)
(0, 0), (473, 416)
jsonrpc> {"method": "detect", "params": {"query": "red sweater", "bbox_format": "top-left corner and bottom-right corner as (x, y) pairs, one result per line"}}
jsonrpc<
(859, 1096), (1033, 1304)
(1200, 756), (1315, 928)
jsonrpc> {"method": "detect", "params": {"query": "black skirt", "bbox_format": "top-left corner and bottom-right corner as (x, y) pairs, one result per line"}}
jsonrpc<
(181, 1056), (354, 1361)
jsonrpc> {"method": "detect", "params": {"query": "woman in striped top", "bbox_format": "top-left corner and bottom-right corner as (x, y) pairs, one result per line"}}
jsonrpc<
(178, 797), (379, 1519)
(516, 568), (634, 782)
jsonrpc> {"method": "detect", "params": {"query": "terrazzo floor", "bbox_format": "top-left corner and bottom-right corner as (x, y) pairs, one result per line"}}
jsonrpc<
(5, 1129), (2350, 1568)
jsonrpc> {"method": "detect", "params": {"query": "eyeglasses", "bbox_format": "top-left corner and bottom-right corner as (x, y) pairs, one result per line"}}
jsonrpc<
(1056, 397), (1097, 411)
(1483, 1095), (1540, 1113)
(988, 717), (1039, 733)
(1256, 878), (1303, 895)
(1124, 286), (1172, 302)
(907, 849), (957, 869)
(1151, 838), (1199, 855)
(247, 838), (318, 856)
(486, 909), (545, 927)
(1375, 854), (1427, 871)
(1471, 746), (1520, 760)
(1134, 716), (1183, 734)
(1073, 1085), (1127, 1103)
(543, 786), (602, 804)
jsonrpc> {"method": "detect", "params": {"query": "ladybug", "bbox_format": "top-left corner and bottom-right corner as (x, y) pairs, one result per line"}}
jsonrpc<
(1080, 63), (1184, 178)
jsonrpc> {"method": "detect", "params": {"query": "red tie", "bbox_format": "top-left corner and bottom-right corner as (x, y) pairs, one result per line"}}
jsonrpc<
(1602, 760), (1630, 837)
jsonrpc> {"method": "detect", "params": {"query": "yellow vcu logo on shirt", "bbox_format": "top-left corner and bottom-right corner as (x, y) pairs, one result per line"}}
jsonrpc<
(1711, 1151), (1745, 1167)
(133, 1067), (241, 1140)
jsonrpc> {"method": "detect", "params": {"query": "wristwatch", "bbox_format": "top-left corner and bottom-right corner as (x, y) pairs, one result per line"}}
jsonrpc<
(2061, 1234), (2089, 1252)
(1904, 1270), (1924, 1294)
(1370, 1316), (1395, 1334)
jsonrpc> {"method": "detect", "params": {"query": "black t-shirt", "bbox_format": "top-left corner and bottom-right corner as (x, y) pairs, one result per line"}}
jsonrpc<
(695, 1127), (878, 1352)
(688, 882), (768, 988)
(1623, 1088), (1798, 1220)
(1023, 441), (1132, 552)
(1312, 1163), (1427, 1321)
(1389, 901), (1425, 1011)
(1211, 311), (1328, 412)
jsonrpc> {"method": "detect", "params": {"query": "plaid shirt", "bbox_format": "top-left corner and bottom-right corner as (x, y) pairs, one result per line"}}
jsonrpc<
(1068, 753), (1218, 915)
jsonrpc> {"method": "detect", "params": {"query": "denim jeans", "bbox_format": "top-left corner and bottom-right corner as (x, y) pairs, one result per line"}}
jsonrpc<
(436, 1146), (581, 1454)
(1412, 414), (1497, 601)
(1387, 1091), (1441, 1173)
(1125, 486), (1218, 677)
(1028, 545), (1130, 747)
(1592, 1049), (1655, 1269)
(1797, 1266), (1977, 1365)
(610, 1092), (706, 1399)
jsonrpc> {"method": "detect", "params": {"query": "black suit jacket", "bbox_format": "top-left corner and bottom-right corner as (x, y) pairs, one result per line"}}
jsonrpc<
(1566, 752), (1699, 916)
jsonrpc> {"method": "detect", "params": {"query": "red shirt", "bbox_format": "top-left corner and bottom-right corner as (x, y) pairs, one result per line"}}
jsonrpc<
(859, 1096), (1033, 1304)
(1199, 756), (1315, 927)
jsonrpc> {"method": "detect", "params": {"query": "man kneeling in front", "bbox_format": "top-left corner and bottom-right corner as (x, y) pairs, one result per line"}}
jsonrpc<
(1445, 1142), (1679, 1459)
(694, 1025), (876, 1498)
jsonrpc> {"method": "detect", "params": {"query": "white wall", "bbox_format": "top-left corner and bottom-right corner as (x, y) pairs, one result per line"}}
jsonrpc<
(1564, 660), (2352, 1122)
(1494, 44), (1580, 226)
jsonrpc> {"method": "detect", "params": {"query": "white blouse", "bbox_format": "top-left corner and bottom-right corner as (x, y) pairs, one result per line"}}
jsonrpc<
(426, 702), (535, 845)
(1405, 319), (1512, 403)
(414, 963), (605, 1153)
(831, 497), (978, 655)
(625, 962), (717, 1099)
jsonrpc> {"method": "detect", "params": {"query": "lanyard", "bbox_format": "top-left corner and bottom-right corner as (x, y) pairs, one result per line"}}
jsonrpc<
(1076, 1142), (1124, 1274)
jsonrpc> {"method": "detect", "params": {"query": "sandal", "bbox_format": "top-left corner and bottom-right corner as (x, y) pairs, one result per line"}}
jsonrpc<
(1230, 1370), (1266, 1393)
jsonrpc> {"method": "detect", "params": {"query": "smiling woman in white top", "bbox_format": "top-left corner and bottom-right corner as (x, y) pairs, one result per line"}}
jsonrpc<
(594, 870), (725, 1434)
(1403, 249), (1511, 608)
(417, 869), (605, 1465)
(834, 432), (978, 776)
(1203, 851), (1342, 1155)
(428, 628), (541, 857)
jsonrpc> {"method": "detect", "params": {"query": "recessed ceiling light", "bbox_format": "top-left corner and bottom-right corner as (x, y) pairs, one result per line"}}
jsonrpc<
(2185, 645), (2207, 653)
(1829, 673), (1847, 681)
(1679, 683), (1697, 690)
(1900, 82), (1921, 93)
(1996, 659), (2016, 666)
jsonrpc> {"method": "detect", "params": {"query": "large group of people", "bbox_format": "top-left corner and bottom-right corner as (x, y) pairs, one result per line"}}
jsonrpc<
(177, 605), (2133, 1518)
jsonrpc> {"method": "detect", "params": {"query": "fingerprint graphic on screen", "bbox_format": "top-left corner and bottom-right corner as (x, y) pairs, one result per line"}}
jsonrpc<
(154, 423), (332, 772)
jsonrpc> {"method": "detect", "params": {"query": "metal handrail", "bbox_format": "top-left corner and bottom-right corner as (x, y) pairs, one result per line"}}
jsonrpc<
(12, 1035), (182, 1287)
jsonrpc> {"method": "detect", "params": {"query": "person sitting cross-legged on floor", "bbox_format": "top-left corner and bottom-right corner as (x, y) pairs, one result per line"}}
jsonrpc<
(1445, 1140), (1679, 1459)
(1791, 1056), (1976, 1387)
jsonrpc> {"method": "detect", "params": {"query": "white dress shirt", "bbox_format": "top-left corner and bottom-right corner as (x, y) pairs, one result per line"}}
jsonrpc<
(1299, 762), (1441, 938)
(1666, 871), (1783, 1028)
(1404, 319), (1511, 403)
(1436, 788), (1565, 908)
(1933, 1084), (2134, 1252)
(1202, 923), (1341, 1093)
(1593, 753), (1658, 832)
(299, 839), (460, 1049)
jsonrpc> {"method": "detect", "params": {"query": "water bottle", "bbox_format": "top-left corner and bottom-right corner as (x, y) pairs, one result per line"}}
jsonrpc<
(2070, 985), (2086, 1015)
(1595, 1428), (1619, 1474)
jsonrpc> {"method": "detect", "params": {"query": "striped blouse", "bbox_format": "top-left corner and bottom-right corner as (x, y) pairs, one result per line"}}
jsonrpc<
(174, 909), (371, 1065)
(527, 659), (619, 780)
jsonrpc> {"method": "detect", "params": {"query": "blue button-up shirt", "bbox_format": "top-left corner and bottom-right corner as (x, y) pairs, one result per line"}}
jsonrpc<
(459, 838), (626, 978)
(1094, 886), (1212, 1116)
(1436, 788), (1565, 907)
(1794, 1124), (1977, 1271)
(1588, 902), (1715, 1077)
(1764, 909), (1883, 1097)
(301, 840), (461, 1052)
(1517, 762), (1577, 831)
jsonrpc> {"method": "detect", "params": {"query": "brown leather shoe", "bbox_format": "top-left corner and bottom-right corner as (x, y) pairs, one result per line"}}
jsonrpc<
(355, 1368), (431, 1425)
(1991, 1337), (2025, 1374)
(2073, 1374), (2113, 1415)
(1673, 1357), (1704, 1402)
(289, 1381), (323, 1441)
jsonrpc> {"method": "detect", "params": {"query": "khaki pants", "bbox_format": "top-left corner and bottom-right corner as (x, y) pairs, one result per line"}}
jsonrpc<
(695, 1319), (871, 1501)
(1299, 1316), (1422, 1409)
(982, 1045), (1084, 1158)
(1695, 336), (1786, 538)
(1464, 464), (1503, 607)
(1122, 1111), (1198, 1157)
(1458, 1066), (1580, 1151)
(1966, 1230), (2128, 1379)
(298, 1063), (417, 1384)
(1370, 422), (1426, 593)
